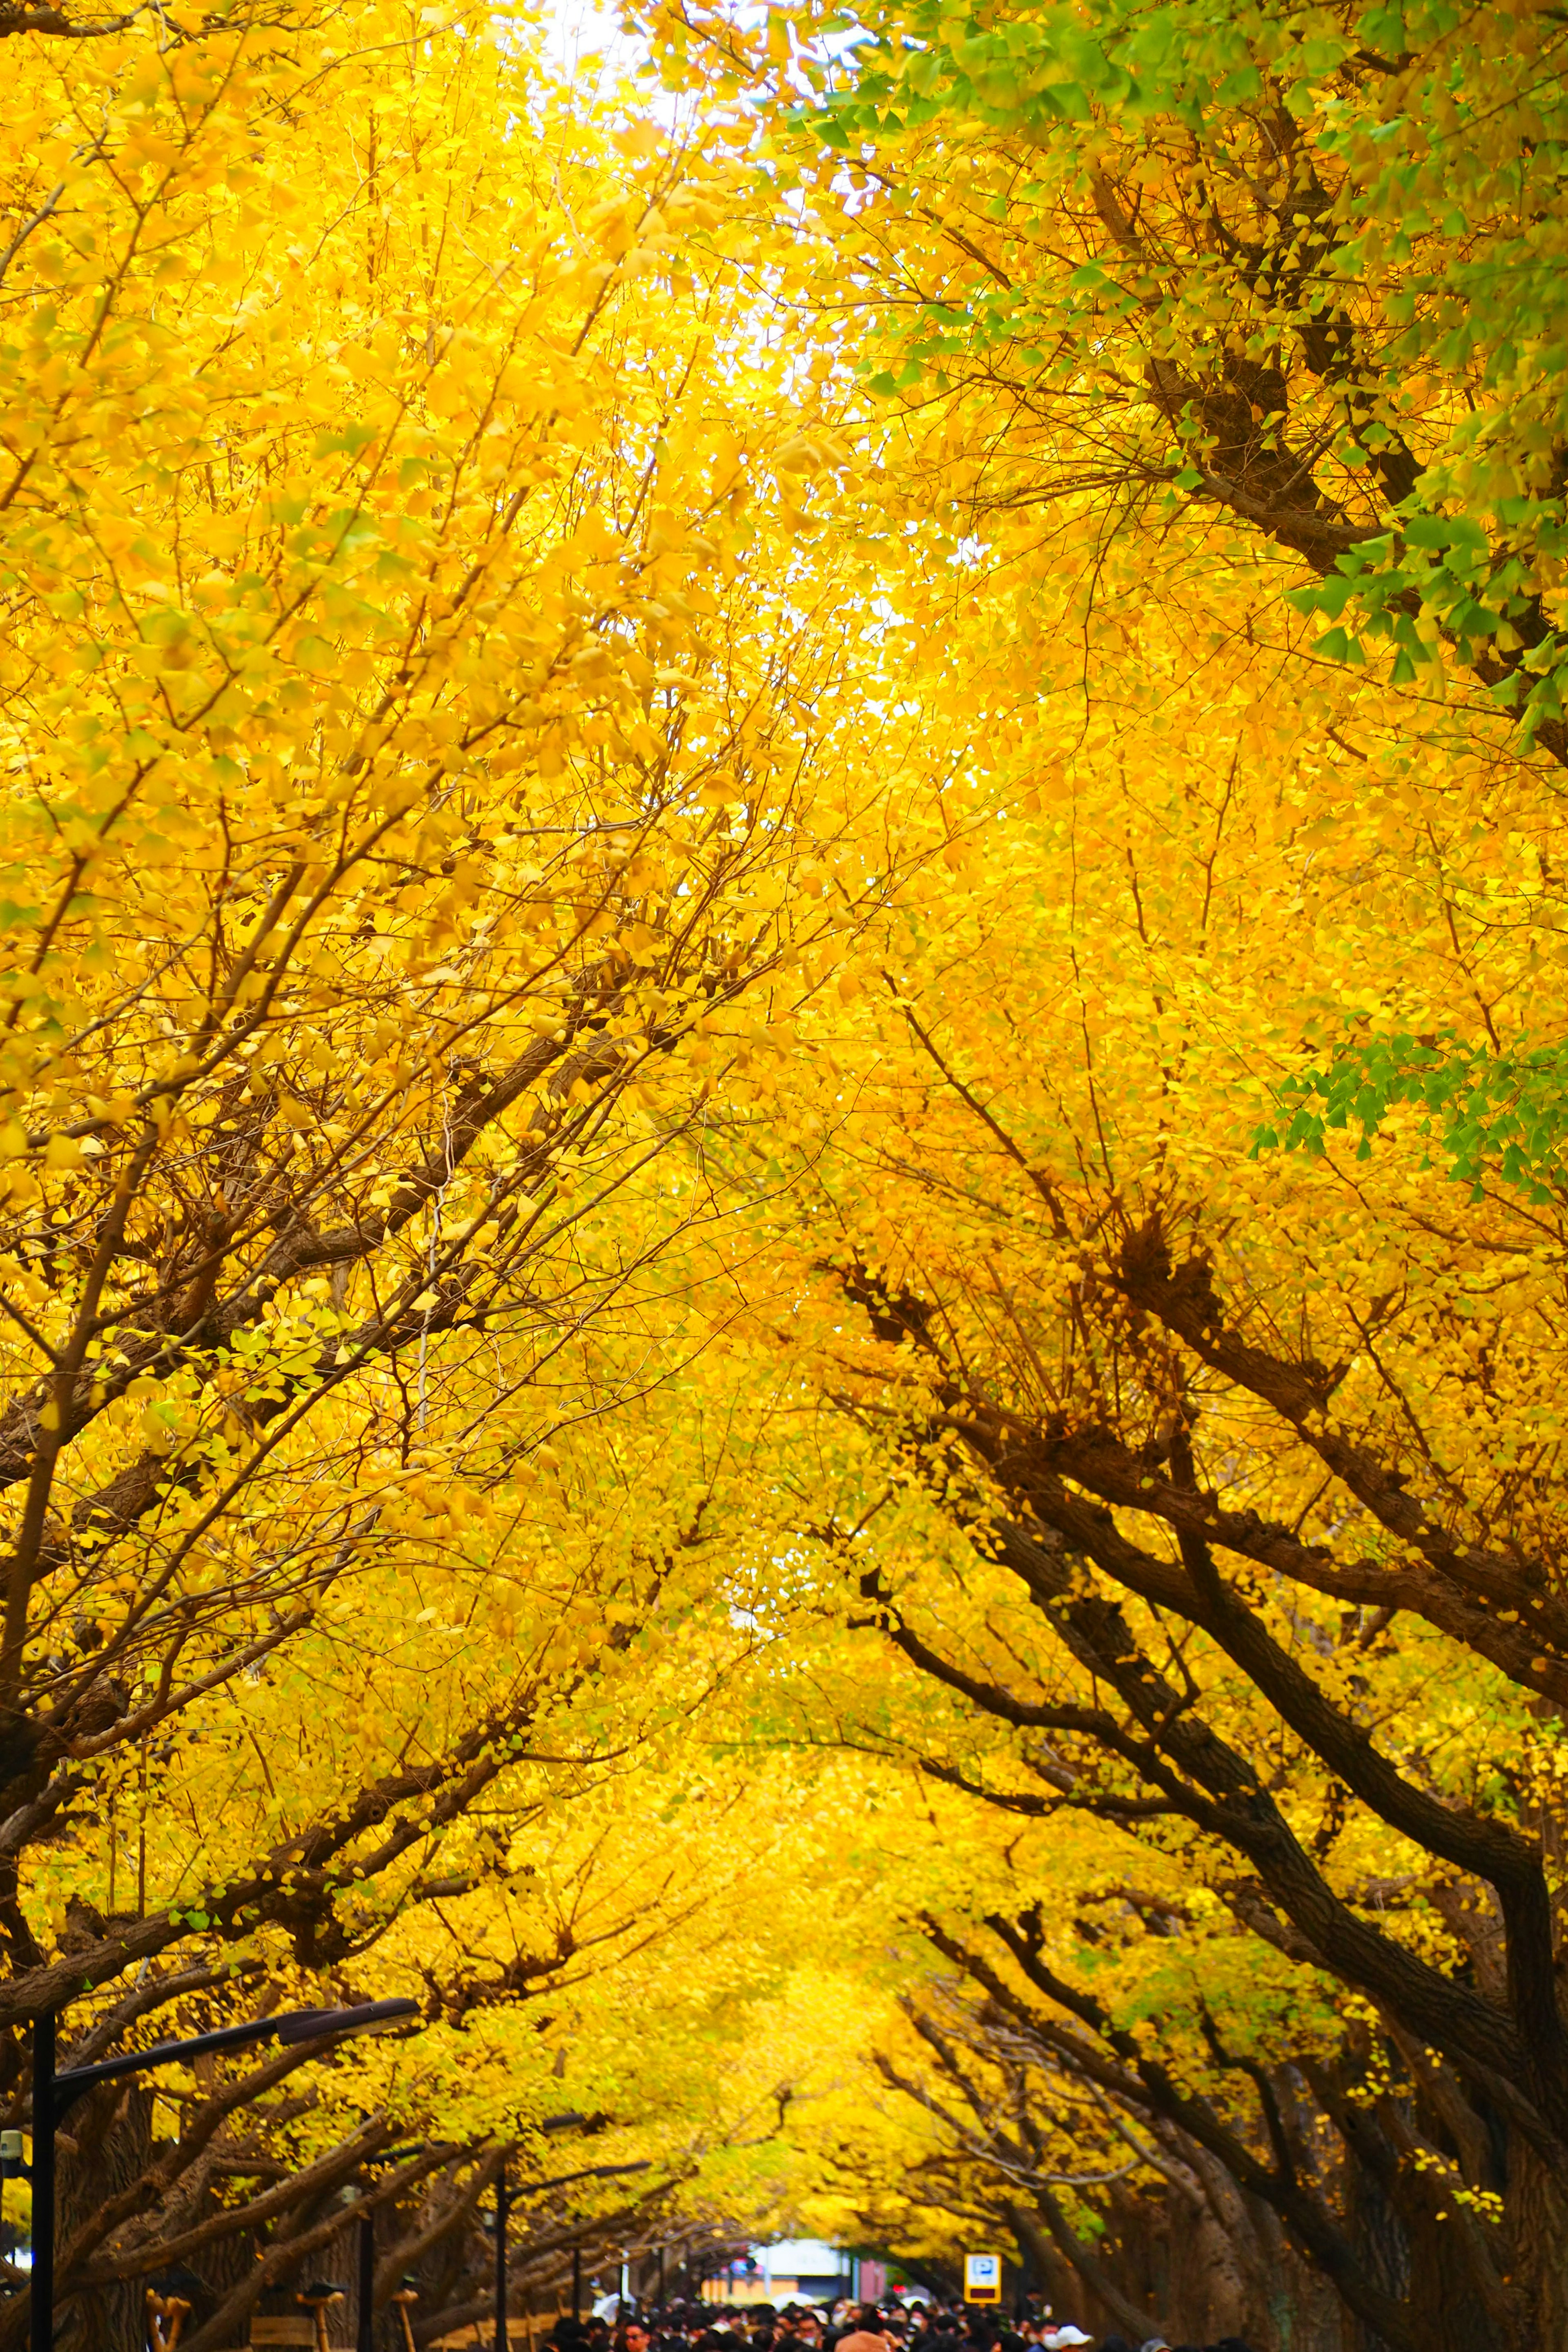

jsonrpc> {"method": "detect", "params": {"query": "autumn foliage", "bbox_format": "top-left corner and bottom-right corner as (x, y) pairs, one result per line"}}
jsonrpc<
(3, 0), (1568, 2347)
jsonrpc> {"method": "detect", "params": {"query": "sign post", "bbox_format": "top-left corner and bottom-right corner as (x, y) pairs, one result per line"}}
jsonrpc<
(963, 2255), (1002, 2307)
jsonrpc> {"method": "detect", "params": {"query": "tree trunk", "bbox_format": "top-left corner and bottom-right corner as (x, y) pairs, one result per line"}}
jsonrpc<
(55, 2082), (156, 2352)
(1507, 2136), (1568, 2352)
(1169, 2159), (1270, 2348)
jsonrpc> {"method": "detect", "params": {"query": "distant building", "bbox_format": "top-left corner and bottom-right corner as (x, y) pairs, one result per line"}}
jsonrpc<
(703, 2245), (891, 2308)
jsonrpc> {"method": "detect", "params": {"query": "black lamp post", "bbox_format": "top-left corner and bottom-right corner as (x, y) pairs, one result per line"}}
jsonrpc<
(346, 2140), (431, 2352)
(494, 2161), (510, 2352)
(477, 2163), (510, 2352)
(356, 2197), (376, 2352)
(10, 1997), (416, 2350)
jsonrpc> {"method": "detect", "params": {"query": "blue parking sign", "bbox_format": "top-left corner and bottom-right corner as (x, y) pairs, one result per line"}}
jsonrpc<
(964, 2255), (1001, 2304)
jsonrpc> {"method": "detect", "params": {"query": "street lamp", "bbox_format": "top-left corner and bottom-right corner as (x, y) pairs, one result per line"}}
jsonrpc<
(347, 2143), (428, 2352)
(357, 2141), (509, 2352)
(479, 2166), (511, 2352)
(493, 2160), (510, 2352)
(339, 2185), (376, 2352)
(7, 1997), (417, 2350)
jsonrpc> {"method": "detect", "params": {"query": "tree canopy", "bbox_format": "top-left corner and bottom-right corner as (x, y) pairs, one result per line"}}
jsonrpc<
(4, 0), (1568, 2348)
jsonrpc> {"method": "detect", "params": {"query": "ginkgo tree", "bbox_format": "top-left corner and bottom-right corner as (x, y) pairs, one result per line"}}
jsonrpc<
(724, 604), (1568, 2351)
(646, 0), (1568, 1200)
(786, 1922), (1339, 2346)
(596, 186), (1568, 2334)
(0, 0), (862, 1979)
(654, 0), (1568, 760)
(43, 1737), (862, 2352)
(21, 3), (1568, 2352)
(0, 0), (976, 2338)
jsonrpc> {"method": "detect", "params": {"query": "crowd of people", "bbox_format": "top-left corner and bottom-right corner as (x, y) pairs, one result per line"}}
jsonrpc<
(544, 2293), (1261, 2352)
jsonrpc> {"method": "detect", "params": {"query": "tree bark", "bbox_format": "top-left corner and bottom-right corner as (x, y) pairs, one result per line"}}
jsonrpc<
(1506, 2137), (1568, 2352)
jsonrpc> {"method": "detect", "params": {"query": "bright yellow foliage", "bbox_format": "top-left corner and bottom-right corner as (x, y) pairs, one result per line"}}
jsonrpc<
(9, 2), (1568, 2349)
